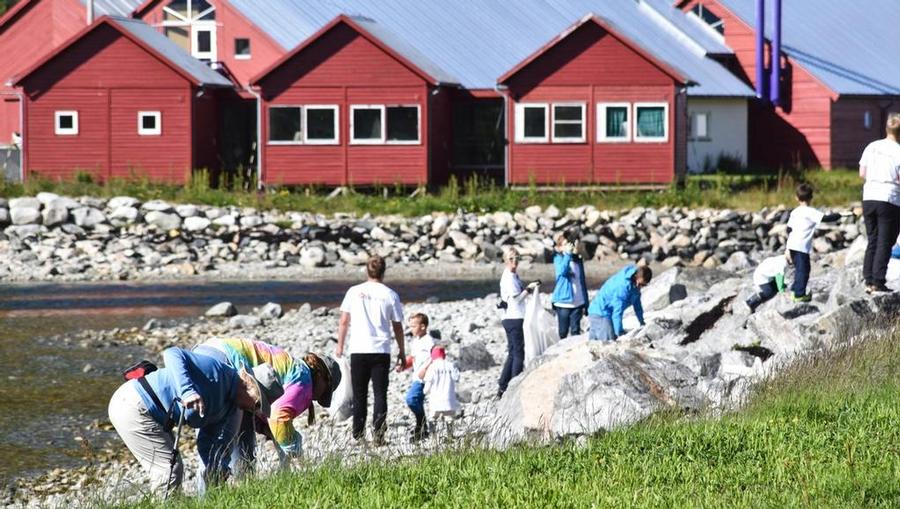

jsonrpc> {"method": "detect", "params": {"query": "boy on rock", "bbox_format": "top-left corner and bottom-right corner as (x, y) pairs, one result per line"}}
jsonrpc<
(746, 255), (788, 313)
(786, 183), (842, 302)
(404, 313), (434, 442)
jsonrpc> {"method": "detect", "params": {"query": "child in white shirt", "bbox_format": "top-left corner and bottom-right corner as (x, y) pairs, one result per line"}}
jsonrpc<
(786, 183), (841, 301)
(746, 255), (788, 313)
(404, 313), (434, 442)
(423, 347), (460, 436)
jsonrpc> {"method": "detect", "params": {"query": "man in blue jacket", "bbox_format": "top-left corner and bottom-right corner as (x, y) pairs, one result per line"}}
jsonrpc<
(551, 234), (589, 338)
(108, 347), (283, 496)
(588, 264), (652, 341)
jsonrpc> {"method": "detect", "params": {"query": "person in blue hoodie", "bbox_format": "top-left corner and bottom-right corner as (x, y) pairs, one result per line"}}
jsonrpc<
(108, 347), (284, 496)
(551, 233), (589, 338)
(587, 264), (652, 341)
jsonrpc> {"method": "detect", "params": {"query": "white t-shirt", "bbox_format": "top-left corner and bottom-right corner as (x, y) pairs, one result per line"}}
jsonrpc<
(423, 358), (460, 414)
(499, 268), (526, 319)
(753, 255), (788, 286)
(859, 138), (900, 206)
(408, 334), (435, 381)
(340, 281), (404, 354)
(555, 260), (585, 308)
(786, 205), (825, 253)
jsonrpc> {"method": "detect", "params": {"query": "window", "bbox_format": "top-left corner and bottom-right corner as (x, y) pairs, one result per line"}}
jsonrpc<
(690, 3), (725, 35)
(386, 105), (420, 143)
(192, 27), (215, 61)
(54, 111), (78, 135)
(864, 110), (873, 130)
(268, 106), (302, 143)
(551, 103), (585, 143)
(597, 103), (630, 142)
(514, 103), (548, 143)
(634, 103), (669, 142)
(235, 38), (251, 59)
(303, 105), (339, 144)
(138, 111), (162, 136)
(689, 112), (709, 140)
(351, 106), (384, 144)
(163, 1), (216, 60)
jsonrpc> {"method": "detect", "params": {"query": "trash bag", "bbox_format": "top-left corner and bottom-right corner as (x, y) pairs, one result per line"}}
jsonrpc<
(327, 357), (353, 422)
(523, 292), (559, 366)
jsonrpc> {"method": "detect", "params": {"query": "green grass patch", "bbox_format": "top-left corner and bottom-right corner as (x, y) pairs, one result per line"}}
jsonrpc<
(1, 169), (862, 216)
(117, 323), (899, 508)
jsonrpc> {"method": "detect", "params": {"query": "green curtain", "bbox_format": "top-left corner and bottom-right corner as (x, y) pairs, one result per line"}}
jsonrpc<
(637, 107), (665, 138)
(606, 107), (628, 138)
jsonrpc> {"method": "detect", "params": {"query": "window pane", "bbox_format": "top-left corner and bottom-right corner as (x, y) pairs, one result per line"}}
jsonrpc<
(191, 0), (214, 18)
(637, 107), (666, 138)
(387, 106), (418, 141)
(269, 107), (301, 142)
(353, 108), (382, 140)
(523, 107), (545, 138)
(605, 107), (628, 138)
(165, 0), (188, 19)
(235, 38), (250, 56)
(693, 113), (708, 138)
(554, 123), (582, 139)
(59, 115), (73, 129)
(141, 115), (157, 130)
(165, 27), (189, 51)
(306, 108), (335, 140)
(554, 105), (582, 122)
(196, 30), (211, 53)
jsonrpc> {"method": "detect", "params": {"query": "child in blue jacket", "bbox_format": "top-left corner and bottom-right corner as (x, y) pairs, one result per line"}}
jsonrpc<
(587, 264), (652, 341)
(551, 234), (589, 338)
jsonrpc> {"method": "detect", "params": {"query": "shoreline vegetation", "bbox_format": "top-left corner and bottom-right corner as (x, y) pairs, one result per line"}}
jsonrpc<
(1, 169), (862, 217)
(116, 320), (899, 509)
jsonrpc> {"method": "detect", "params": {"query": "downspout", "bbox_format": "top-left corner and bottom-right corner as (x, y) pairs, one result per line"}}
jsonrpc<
(244, 84), (264, 190)
(495, 84), (510, 188)
(769, 0), (782, 106)
(755, 0), (767, 102)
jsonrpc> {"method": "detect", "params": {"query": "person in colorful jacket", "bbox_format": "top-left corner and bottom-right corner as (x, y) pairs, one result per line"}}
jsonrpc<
(108, 347), (283, 496)
(587, 264), (652, 341)
(551, 233), (589, 339)
(193, 337), (341, 484)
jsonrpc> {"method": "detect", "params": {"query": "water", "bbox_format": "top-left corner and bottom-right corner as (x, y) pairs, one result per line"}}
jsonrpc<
(0, 278), (501, 485)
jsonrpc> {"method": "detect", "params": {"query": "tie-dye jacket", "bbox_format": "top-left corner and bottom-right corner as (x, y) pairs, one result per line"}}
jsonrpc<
(206, 337), (312, 456)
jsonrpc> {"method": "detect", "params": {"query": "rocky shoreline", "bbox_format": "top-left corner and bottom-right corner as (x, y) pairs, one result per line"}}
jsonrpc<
(0, 194), (864, 282)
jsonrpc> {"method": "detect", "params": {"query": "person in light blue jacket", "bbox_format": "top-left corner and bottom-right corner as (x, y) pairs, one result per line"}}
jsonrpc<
(108, 347), (283, 496)
(588, 264), (652, 341)
(551, 234), (589, 338)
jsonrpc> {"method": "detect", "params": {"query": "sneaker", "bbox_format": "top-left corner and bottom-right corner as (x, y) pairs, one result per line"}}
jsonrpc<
(866, 283), (892, 294)
(791, 293), (812, 303)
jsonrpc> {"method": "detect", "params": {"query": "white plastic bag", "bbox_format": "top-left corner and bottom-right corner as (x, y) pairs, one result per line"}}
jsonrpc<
(327, 357), (353, 422)
(523, 292), (559, 366)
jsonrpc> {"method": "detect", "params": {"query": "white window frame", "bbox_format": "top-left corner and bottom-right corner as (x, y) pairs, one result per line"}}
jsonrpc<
(54, 111), (78, 136)
(234, 37), (251, 60)
(633, 102), (669, 143)
(514, 103), (549, 143)
(550, 102), (586, 143)
(137, 111), (162, 136)
(191, 21), (217, 61)
(267, 105), (303, 145)
(597, 102), (631, 143)
(863, 110), (873, 130)
(350, 105), (386, 145)
(689, 111), (710, 141)
(385, 104), (421, 145)
(302, 105), (340, 145)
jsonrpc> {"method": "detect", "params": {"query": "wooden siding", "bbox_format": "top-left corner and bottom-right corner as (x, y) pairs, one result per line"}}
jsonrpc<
(831, 98), (900, 168)
(258, 23), (429, 186)
(505, 22), (677, 185)
(21, 23), (199, 182)
(681, 0), (836, 169)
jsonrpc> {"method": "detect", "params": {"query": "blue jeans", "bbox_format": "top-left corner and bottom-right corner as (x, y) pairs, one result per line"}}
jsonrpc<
(554, 305), (584, 338)
(790, 250), (811, 298)
(588, 315), (616, 341)
(498, 319), (525, 395)
(405, 380), (426, 433)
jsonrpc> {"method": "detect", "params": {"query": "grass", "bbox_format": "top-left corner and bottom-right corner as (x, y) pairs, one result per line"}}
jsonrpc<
(116, 322), (899, 509)
(1, 169), (863, 217)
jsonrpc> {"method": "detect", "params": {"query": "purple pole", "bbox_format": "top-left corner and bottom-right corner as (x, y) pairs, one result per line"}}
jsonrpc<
(770, 0), (782, 105)
(755, 0), (767, 102)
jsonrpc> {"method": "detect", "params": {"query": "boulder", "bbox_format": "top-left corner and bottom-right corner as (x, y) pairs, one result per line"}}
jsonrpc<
(206, 302), (237, 317)
(36, 192), (60, 206)
(145, 211), (182, 231)
(142, 200), (174, 212)
(10, 207), (41, 225)
(109, 206), (140, 224)
(0, 208), (8, 225)
(9, 197), (41, 210)
(300, 246), (326, 268)
(72, 207), (106, 228)
(258, 302), (284, 319)
(41, 204), (69, 227)
(175, 204), (199, 218)
(108, 196), (140, 209)
(229, 314), (262, 329)
(457, 341), (496, 371)
(183, 216), (211, 232)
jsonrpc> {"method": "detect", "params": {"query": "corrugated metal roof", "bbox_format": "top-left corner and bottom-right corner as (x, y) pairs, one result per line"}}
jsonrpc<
(229, 0), (754, 97)
(640, 0), (733, 55)
(717, 0), (900, 95)
(110, 17), (233, 87)
(80, 0), (145, 17)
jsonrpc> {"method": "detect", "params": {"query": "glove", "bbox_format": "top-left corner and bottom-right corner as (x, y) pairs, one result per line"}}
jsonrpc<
(526, 281), (541, 292)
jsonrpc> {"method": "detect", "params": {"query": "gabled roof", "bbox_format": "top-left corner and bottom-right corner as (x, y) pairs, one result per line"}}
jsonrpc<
(14, 15), (233, 88)
(0, 0), (143, 31)
(230, 0), (753, 97)
(250, 14), (457, 86)
(716, 0), (900, 96)
(498, 13), (690, 85)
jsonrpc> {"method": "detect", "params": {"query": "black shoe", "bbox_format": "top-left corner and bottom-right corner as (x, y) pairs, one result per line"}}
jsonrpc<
(866, 283), (892, 294)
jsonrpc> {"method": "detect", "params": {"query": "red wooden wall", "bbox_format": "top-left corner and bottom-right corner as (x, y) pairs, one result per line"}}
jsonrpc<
(257, 22), (429, 186)
(504, 21), (678, 185)
(20, 23), (196, 181)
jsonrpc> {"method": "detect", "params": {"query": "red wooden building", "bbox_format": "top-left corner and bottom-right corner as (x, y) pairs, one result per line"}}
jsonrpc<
(498, 15), (688, 185)
(249, 15), (452, 187)
(14, 15), (232, 182)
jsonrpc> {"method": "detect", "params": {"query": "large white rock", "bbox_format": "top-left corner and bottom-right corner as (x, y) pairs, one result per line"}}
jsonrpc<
(36, 192), (60, 206)
(183, 216), (210, 232)
(142, 200), (174, 212)
(41, 204), (69, 227)
(145, 211), (182, 231)
(11, 207), (40, 225)
(109, 206), (140, 224)
(9, 197), (41, 210)
(72, 207), (106, 228)
(108, 196), (140, 209)
(206, 302), (237, 317)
